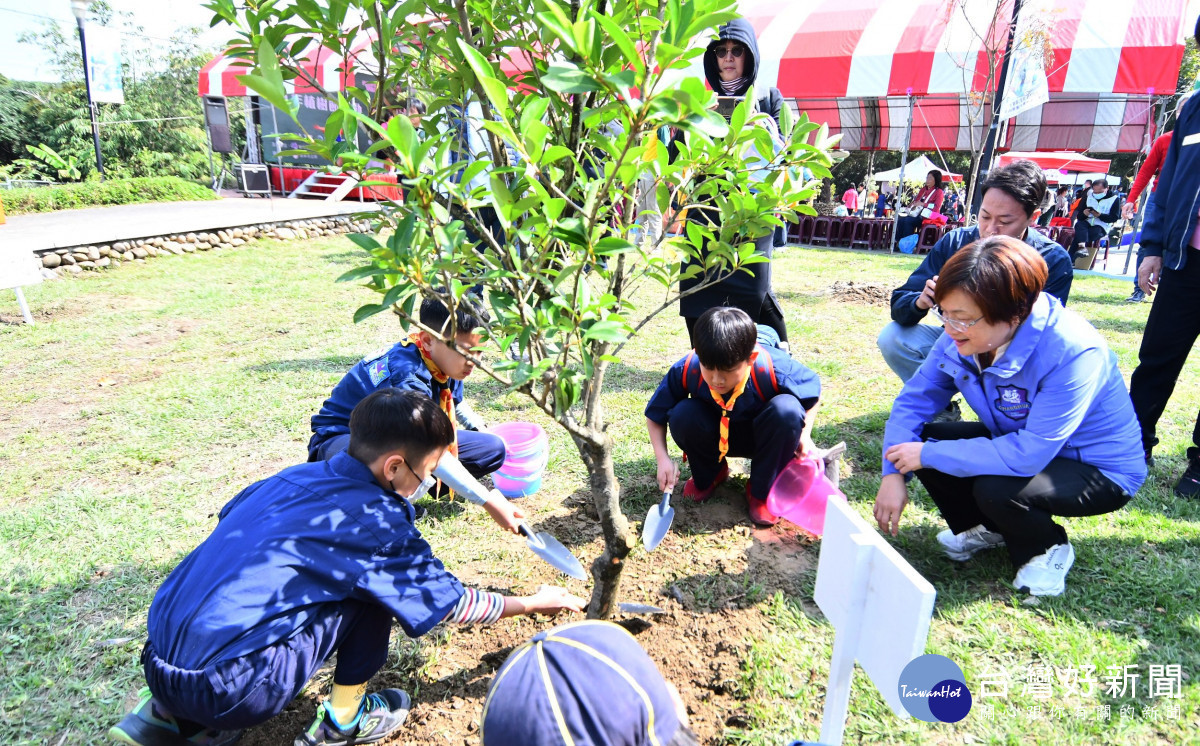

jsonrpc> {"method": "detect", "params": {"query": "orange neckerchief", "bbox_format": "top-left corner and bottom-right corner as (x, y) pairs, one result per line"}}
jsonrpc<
(706, 351), (756, 462)
(410, 332), (458, 457)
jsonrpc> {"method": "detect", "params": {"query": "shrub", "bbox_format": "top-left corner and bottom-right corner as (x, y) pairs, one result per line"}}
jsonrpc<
(0, 176), (216, 215)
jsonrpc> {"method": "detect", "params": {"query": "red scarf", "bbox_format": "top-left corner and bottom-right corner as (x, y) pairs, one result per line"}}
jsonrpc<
(410, 333), (458, 457)
(707, 351), (756, 462)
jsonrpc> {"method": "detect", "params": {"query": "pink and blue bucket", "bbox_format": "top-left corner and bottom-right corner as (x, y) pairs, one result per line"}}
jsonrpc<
(488, 422), (550, 498)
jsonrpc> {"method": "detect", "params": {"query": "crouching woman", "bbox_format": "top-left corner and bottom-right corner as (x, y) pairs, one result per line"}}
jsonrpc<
(873, 235), (1146, 596)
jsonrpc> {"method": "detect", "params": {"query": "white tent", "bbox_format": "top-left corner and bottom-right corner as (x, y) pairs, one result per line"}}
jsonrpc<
(870, 155), (961, 184)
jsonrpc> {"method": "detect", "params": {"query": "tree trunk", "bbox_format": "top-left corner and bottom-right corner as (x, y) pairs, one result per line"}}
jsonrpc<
(575, 434), (635, 619)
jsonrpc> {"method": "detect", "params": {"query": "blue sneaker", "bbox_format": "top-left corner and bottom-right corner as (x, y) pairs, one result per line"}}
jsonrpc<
(108, 687), (241, 745)
(295, 689), (411, 745)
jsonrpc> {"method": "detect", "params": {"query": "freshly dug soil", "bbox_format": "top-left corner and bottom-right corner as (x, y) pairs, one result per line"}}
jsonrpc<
(828, 281), (892, 306)
(238, 476), (819, 745)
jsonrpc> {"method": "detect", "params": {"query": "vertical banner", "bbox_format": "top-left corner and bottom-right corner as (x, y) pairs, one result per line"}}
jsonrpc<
(999, 11), (1049, 121)
(87, 26), (125, 105)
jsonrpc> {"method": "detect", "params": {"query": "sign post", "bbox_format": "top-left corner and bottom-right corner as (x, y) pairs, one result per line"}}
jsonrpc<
(813, 498), (937, 745)
(1, 247), (43, 325)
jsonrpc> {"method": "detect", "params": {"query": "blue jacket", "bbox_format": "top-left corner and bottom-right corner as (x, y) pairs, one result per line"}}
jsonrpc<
(889, 226), (1074, 326)
(644, 344), (821, 426)
(882, 294), (1146, 496)
(147, 452), (464, 669)
(309, 340), (464, 457)
(1140, 94), (1200, 269)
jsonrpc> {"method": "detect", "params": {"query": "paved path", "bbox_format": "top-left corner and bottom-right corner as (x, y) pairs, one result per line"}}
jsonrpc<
(0, 195), (377, 254)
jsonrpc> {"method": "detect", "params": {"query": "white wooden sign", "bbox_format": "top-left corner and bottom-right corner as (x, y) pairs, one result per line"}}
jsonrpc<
(813, 497), (937, 745)
(0, 246), (41, 325)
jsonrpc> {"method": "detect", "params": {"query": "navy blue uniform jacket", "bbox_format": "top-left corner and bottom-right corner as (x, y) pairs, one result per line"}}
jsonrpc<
(309, 341), (464, 457)
(147, 452), (465, 669)
(644, 344), (821, 426)
(889, 226), (1074, 326)
(1140, 93), (1200, 269)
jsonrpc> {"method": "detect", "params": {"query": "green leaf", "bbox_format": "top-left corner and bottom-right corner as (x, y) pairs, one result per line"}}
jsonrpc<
(542, 63), (604, 94)
(336, 265), (387, 283)
(592, 13), (643, 73)
(353, 304), (387, 323)
(235, 39), (298, 121)
(347, 233), (382, 252)
(582, 319), (630, 343)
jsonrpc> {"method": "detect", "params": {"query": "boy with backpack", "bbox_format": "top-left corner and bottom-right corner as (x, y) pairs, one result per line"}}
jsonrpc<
(645, 306), (821, 526)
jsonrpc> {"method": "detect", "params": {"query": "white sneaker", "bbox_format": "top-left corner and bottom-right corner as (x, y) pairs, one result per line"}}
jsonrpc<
(1014, 543), (1075, 597)
(937, 524), (1006, 561)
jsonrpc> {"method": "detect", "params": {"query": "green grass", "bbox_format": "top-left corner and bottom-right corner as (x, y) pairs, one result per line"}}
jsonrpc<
(2, 239), (1199, 744)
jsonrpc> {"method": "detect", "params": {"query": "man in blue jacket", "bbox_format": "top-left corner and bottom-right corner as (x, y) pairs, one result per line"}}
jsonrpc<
(877, 159), (1074, 415)
(1128, 39), (1200, 497)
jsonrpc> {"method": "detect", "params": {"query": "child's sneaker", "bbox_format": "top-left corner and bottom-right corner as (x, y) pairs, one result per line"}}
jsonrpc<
(295, 689), (411, 746)
(1014, 543), (1075, 597)
(745, 484), (779, 527)
(108, 687), (241, 745)
(682, 462), (729, 503)
(936, 524), (1006, 561)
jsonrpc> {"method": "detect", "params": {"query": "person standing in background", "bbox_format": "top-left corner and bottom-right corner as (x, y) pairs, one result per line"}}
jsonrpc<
(1123, 131), (1174, 303)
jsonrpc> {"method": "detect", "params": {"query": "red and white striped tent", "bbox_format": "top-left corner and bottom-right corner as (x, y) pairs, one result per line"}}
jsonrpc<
(722, 0), (1193, 152)
(198, 26), (534, 98)
(199, 43), (354, 98)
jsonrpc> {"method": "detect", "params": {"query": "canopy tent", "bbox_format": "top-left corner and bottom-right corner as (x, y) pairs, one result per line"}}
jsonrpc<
(718, 0), (1193, 152)
(198, 26), (535, 99)
(994, 151), (1112, 172)
(870, 155), (961, 184)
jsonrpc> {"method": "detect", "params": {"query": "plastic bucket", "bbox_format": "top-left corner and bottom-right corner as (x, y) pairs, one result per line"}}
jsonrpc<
(765, 457), (846, 537)
(488, 422), (550, 498)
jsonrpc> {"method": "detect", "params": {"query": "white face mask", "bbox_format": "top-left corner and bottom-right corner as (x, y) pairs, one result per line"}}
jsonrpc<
(391, 461), (437, 502)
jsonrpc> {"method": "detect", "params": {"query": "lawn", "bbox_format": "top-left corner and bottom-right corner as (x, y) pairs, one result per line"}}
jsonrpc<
(1, 236), (1198, 745)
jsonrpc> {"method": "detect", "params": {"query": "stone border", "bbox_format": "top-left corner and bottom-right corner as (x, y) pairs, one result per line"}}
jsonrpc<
(34, 215), (373, 279)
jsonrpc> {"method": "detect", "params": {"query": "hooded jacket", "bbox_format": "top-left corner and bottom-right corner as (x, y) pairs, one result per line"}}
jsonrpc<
(703, 18), (784, 124)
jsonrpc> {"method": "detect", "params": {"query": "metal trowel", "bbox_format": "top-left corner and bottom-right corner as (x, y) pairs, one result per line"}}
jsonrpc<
(641, 488), (675, 552)
(518, 523), (588, 580)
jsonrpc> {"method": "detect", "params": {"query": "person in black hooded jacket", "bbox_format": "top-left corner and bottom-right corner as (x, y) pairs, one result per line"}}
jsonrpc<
(677, 19), (789, 349)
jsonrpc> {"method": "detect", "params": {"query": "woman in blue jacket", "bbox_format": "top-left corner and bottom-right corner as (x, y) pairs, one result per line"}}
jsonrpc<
(873, 235), (1146, 596)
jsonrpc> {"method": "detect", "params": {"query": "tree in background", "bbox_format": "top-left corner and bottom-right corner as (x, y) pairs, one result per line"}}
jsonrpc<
(209, 0), (834, 616)
(0, 1), (226, 182)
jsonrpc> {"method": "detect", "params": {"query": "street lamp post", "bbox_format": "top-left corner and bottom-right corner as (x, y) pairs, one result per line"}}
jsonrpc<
(70, 0), (104, 178)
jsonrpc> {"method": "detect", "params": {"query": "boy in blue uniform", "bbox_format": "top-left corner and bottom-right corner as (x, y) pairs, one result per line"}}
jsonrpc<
(109, 389), (585, 746)
(309, 297), (523, 532)
(645, 306), (821, 527)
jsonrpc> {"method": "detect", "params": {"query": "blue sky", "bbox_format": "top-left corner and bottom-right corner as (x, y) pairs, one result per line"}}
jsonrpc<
(0, 0), (227, 82)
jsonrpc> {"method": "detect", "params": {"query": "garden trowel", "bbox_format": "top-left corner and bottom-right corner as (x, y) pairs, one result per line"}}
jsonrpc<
(618, 603), (666, 615)
(641, 488), (675, 552)
(518, 523), (588, 580)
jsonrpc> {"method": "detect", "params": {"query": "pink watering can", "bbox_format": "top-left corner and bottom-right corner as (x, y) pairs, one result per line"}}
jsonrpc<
(766, 450), (847, 537)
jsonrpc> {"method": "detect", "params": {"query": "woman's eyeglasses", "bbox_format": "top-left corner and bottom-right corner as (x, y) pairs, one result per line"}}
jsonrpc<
(714, 45), (745, 59)
(931, 306), (984, 333)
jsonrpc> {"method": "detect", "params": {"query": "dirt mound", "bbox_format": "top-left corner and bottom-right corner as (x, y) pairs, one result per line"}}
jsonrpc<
(828, 281), (891, 306)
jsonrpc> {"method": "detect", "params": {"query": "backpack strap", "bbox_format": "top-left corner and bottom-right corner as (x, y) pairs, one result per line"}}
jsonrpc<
(680, 351), (701, 394)
(748, 345), (780, 400)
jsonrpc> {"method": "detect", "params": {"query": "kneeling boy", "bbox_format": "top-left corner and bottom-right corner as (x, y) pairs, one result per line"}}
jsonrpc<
(309, 296), (522, 532)
(110, 389), (584, 746)
(645, 306), (821, 527)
